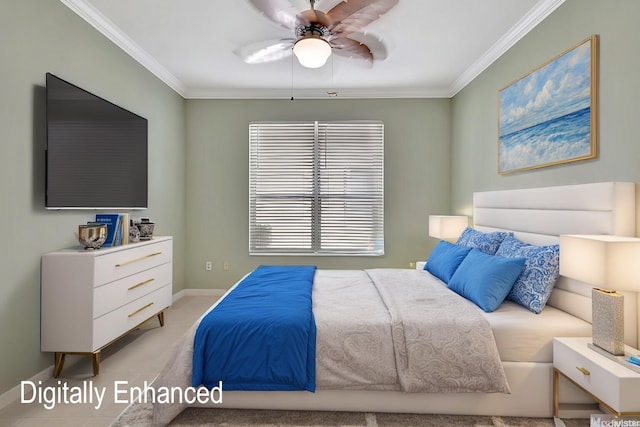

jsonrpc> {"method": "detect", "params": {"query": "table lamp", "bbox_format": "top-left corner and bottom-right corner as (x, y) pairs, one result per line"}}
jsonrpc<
(559, 235), (640, 356)
(428, 215), (468, 242)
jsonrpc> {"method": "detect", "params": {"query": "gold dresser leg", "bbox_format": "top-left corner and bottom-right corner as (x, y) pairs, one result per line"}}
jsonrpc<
(92, 352), (100, 376)
(157, 311), (165, 327)
(53, 353), (65, 378)
(553, 368), (559, 417)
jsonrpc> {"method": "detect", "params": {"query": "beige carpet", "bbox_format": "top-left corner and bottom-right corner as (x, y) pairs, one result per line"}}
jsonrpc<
(112, 404), (591, 426)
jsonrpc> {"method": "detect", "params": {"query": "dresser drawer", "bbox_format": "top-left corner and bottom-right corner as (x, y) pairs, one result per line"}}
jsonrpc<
(93, 262), (172, 318)
(93, 284), (172, 350)
(93, 239), (172, 285)
(554, 338), (640, 413)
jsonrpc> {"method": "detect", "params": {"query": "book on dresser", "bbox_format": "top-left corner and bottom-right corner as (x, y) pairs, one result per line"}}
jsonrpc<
(95, 213), (119, 247)
(40, 236), (173, 377)
(95, 213), (130, 246)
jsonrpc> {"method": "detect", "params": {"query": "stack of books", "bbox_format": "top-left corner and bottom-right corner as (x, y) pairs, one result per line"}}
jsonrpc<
(95, 213), (130, 247)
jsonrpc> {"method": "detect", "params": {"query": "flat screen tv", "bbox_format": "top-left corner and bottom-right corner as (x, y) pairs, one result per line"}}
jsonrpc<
(45, 73), (148, 209)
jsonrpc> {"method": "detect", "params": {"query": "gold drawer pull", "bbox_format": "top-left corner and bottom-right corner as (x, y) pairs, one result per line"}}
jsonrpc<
(115, 252), (162, 267)
(576, 366), (591, 376)
(128, 302), (154, 318)
(128, 278), (154, 291)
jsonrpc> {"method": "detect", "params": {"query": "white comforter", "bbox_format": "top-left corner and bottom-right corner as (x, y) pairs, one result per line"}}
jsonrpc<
(314, 269), (509, 393)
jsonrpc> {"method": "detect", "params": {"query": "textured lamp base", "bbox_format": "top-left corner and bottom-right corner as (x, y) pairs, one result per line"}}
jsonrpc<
(592, 288), (625, 355)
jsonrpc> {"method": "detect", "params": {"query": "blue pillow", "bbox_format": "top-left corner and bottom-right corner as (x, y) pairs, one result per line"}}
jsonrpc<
(495, 235), (560, 314)
(448, 248), (525, 313)
(425, 241), (472, 283)
(456, 227), (512, 255)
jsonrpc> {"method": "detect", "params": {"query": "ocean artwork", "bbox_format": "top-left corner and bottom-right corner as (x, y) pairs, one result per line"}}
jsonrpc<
(499, 36), (597, 174)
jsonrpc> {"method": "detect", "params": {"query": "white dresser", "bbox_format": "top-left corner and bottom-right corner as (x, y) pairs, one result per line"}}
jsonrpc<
(41, 236), (173, 377)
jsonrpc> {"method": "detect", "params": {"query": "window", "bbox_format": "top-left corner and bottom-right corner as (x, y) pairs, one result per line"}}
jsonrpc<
(249, 121), (384, 255)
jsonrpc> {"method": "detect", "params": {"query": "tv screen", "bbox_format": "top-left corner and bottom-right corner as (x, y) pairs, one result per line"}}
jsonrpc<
(45, 73), (148, 209)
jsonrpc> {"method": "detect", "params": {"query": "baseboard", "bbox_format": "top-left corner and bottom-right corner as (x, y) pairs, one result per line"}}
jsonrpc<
(0, 365), (53, 410)
(172, 288), (226, 303)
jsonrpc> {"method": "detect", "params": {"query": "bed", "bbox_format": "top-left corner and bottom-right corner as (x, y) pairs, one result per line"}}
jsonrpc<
(148, 181), (639, 426)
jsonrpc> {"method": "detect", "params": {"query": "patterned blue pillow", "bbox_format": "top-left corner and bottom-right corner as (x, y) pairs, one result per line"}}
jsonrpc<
(495, 235), (560, 314)
(456, 227), (511, 255)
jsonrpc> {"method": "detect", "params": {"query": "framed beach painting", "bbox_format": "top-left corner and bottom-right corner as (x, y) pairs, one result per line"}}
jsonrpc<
(498, 35), (598, 174)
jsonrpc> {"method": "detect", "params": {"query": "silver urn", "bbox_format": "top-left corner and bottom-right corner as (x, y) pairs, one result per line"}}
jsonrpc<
(78, 223), (108, 249)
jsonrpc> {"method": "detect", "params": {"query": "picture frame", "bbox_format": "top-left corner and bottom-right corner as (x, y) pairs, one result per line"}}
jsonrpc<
(498, 35), (598, 174)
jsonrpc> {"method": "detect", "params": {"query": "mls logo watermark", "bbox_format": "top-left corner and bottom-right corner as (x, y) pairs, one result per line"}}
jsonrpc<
(591, 414), (640, 427)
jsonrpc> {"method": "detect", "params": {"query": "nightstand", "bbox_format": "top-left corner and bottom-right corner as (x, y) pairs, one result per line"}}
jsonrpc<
(553, 337), (640, 417)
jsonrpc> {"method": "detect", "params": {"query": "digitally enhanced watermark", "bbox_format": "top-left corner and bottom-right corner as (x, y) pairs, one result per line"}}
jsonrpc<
(591, 414), (640, 427)
(20, 380), (223, 410)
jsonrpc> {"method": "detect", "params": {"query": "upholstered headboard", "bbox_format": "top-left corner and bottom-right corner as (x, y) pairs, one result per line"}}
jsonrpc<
(473, 181), (638, 347)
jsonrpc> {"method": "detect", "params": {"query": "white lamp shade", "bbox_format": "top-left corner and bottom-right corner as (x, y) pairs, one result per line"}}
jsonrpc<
(428, 215), (468, 240)
(559, 234), (640, 291)
(293, 37), (331, 68)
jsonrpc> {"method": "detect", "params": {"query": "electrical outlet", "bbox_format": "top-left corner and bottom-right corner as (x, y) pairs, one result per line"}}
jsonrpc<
(223, 261), (229, 271)
(205, 261), (212, 271)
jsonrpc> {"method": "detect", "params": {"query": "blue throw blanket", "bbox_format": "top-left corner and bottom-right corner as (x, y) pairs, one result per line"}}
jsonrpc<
(191, 265), (317, 392)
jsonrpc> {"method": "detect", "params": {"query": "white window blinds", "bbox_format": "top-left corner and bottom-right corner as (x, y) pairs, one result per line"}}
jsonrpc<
(249, 121), (384, 255)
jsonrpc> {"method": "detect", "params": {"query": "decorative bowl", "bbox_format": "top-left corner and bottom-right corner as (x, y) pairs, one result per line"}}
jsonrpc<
(78, 223), (108, 249)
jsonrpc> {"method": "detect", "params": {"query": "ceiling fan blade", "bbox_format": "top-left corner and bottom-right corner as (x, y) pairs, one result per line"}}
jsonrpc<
(326, 0), (399, 36)
(296, 9), (330, 28)
(331, 37), (373, 64)
(346, 32), (389, 61)
(247, 0), (299, 29)
(235, 39), (294, 64)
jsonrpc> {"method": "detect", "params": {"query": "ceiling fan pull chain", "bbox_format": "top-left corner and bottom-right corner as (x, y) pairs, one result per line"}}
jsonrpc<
(290, 52), (295, 101)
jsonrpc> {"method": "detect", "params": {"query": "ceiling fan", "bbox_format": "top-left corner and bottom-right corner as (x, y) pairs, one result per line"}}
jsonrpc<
(238, 0), (399, 68)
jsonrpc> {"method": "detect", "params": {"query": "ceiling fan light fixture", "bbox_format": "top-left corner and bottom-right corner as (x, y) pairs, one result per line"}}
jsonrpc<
(293, 36), (332, 68)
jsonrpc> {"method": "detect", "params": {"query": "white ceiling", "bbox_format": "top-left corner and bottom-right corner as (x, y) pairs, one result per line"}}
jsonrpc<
(60, 0), (565, 99)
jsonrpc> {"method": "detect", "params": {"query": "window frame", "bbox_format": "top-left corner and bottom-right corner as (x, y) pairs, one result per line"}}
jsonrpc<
(249, 120), (384, 256)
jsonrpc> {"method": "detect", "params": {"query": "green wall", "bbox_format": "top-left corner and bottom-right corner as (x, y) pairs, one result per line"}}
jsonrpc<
(0, 1), (186, 394)
(451, 0), (640, 216)
(184, 98), (452, 289)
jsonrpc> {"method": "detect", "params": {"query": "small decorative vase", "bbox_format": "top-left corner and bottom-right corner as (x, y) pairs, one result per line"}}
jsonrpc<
(136, 218), (155, 240)
(129, 221), (141, 243)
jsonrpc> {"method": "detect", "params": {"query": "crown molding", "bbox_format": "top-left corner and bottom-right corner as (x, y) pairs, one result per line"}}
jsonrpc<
(447, 0), (565, 97)
(59, 0), (187, 97)
(183, 86), (452, 100)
